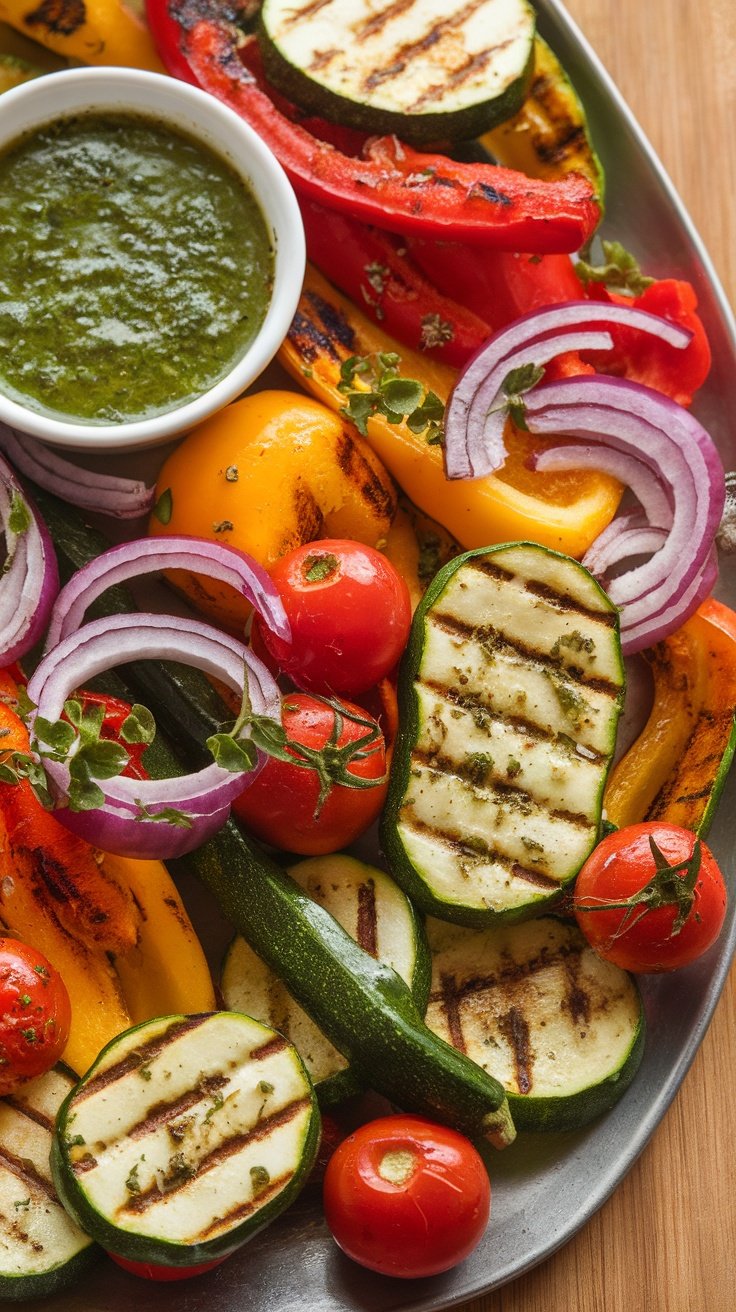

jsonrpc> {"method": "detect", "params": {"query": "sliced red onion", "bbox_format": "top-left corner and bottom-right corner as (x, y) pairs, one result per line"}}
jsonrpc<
(0, 424), (155, 520)
(534, 444), (674, 529)
(445, 301), (693, 479)
(44, 535), (290, 650)
(523, 375), (724, 653)
(583, 521), (668, 575)
(26, 612), (281, 859)
(0, 455), (59, 664)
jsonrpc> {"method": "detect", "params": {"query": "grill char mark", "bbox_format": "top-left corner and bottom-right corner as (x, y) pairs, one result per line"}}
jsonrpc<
(193, 1171), (294, 1240)
(498, 1006), (533, 1094)
(127, 1074), (229, 1143)
(73, 1016), (210, 1102)
(466, 559), (617, 628)
(411, 748), (594, 829)
(119, 1098), (312, 1215)
(399, 815), (562, 890)
(2, 1096), (56, 1133)
(0, 1145), (56, 1203)
(362, 0), (489, 93)
(408, 40), (515, 111)
(356, 879), (378, 957)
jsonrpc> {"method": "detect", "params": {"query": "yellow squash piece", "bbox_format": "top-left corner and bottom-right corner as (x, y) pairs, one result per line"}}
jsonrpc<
(150, 389), (397, 631)
(481, 35), (605, 202)
(102, 852), (216, 1022)
(279, 266), (622, 559)
(604, 603), (736, 836)
(0, 0), (164, 70)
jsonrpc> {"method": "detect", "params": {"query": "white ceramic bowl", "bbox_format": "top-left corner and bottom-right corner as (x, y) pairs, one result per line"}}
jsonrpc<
(0, 67), (305, 452)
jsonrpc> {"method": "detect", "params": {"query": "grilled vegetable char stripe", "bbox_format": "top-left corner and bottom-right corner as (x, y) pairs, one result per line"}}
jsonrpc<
(0, 1145), (57, 1202)
(382, 543), (624, 923)
(119, 1099), (313, 1215)
(73, 1015), (209, 1101)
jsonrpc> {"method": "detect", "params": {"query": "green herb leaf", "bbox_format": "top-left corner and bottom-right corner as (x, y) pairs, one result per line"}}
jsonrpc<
(304, 553), (338, 584)
(206, 732), (258, 773)
(32, 716), (77, 757)
(250, 1164), (271, 1198)
(379, 377), (425, 415)
(135, 801), (194, 828)
(576, 240), (654, 297)
(152, 487), (173, 524)
(8, 490), (31, 535)
(121, 704), (156, 745)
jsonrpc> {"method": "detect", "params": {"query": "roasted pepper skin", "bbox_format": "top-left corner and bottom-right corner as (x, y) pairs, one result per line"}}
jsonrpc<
(146, 0), (600, 252)
(0, 0), (165, 70)
(604, 601), (736, 836)
(300, 199), (492, 367)
(279, 266), (621, 560)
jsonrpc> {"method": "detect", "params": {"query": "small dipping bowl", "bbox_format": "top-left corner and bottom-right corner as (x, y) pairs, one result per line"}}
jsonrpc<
(0, 67), (306, 452)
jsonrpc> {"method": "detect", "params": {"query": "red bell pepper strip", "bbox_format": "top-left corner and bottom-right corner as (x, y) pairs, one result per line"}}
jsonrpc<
(583, 279), (711, 406)
(299, 200), (491, 367)
(146, 0), (601, 252)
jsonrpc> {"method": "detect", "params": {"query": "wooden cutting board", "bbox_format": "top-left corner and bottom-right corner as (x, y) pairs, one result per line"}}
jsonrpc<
(460, 2), (736, 1309)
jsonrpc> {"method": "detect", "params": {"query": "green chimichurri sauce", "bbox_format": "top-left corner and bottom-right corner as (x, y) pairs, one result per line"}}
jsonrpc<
(0, 113), (275, 424)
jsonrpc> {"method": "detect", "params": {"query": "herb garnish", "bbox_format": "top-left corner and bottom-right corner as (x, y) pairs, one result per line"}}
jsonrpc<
(337, 352), (444, 445)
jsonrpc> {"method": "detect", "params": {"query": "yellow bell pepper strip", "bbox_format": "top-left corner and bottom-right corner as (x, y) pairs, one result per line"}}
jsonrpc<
(604, 600), (736, 836)
(100, 852), (216, 1023)
(481, 36), (605, 203)
(0, 0), (165, 70)
(279, 266), (622, 558)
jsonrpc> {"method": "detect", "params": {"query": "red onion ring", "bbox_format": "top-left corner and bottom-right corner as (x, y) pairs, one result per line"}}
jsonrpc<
(534, 444), (674, 529)
(44, 536), (291, 650)
(26, 613), (281, 859)
(524, 375), (725, 653)
(445, 301), (693, 479)
(583, 519), (668, 575)
(0, 454), (59, 664)
(0, 424), (155, 520)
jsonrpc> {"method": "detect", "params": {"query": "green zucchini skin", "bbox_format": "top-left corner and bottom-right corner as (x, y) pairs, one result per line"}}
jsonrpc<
(381, 542), (624, 926)
(33, 489), (514, 1147)
(0, 1066), (99, 1301)
(221, 853), (432, 1107)
(51, 1013), (321, 1266)
(257, 0), (536, 146)
(424, 917), (645, 1132)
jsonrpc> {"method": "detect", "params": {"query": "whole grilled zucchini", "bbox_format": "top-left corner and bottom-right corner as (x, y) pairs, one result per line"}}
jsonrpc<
(222, 853), (431, 1106)
(381, 542), (625, 924)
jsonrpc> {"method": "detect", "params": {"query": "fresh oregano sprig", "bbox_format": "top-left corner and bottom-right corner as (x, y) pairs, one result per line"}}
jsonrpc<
(576, 240), (655, 297)
(337, 351), (445, 446)
(207, 680), (386, 819)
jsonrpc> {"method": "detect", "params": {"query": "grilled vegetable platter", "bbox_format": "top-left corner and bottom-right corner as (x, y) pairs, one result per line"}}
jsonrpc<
(0, 0), (735, 1307)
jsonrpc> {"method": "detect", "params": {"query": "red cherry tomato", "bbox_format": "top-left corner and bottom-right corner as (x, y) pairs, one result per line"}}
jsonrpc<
(253, 540), (412, 697)
(322, 1115), (491, 1279)
(0, 940), (71, 1094)
(232, 693), (387, 855)
(108, 1253), (227, 1282)
(573, 823), (727, 973)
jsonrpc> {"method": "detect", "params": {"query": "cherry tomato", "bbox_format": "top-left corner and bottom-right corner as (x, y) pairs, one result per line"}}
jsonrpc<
(322, 1115), (491, 1278)
(0, 940), (71, 1094)
(253, 540), (412, 697)
(108, 1253), (227, 1282)
(573, 823), (727, 973)
(232, 692), (387, 855)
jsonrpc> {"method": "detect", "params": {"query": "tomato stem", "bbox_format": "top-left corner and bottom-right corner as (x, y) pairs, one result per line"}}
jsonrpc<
(378, 1149), (417, 1187)
(575, 836), (702, 939)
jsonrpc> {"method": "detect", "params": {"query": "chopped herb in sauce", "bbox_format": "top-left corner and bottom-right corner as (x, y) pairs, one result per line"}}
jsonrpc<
(0, 114), (274, 424)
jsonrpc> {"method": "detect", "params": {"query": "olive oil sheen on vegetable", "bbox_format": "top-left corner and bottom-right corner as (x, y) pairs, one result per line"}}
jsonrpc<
(0, 113), (274, 423)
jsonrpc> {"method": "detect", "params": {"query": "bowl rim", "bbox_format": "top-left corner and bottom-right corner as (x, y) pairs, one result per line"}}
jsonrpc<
(0, 65), (306, 452)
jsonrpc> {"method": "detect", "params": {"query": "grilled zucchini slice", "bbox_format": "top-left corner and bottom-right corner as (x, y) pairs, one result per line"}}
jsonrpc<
(221, 854), (431, 1106)
(0, 1066), (98, 1301)
(381, 542), (625, 925)
(425, 916), (644, 1131)
(258, 0), (536, 145)
(51, 1013), (320, 1266)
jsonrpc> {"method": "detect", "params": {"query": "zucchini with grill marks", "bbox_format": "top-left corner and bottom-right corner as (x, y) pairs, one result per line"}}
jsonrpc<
(0, 1065), (98, 1301)
(222, 854), (431, 1107)
(51, 1013), (320, 1266)
(425, 916), (644, 1131)
(381, 542), (624, 925)
(257, 0), (536, 145)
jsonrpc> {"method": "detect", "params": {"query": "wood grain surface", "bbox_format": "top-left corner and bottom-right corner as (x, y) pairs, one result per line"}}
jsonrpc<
(458, 3), (736, 1311)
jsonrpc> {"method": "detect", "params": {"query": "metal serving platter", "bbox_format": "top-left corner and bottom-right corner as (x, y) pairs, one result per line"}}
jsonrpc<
(9, 0), (736, 1307)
